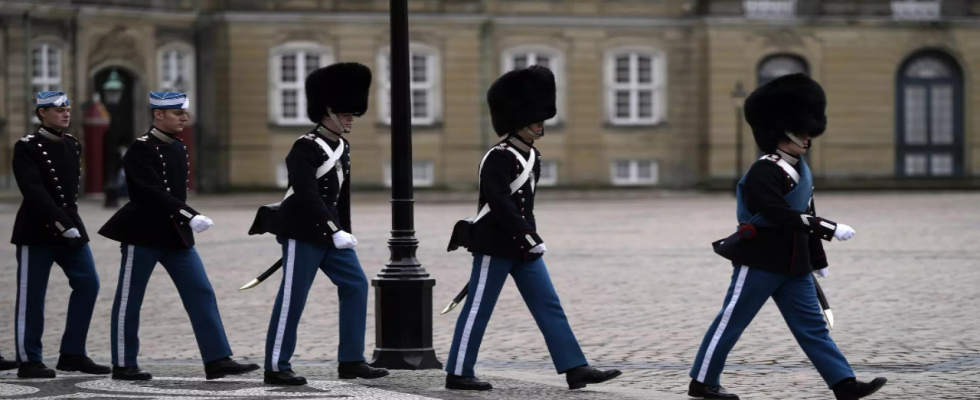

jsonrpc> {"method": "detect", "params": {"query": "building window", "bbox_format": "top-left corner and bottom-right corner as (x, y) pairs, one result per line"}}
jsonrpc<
(896, 51), (963, 177)
(269, 42), (333, 126)
(502, 46), (564, 125)
(377, 44), (440, 126)
(606, 49), (665, 126)
(891, 0), (941, 21)
(384, 160), (435, 187)
(276, 162), (289, 188)
(158, 44), (195, 112)
(31, 43), (62, 95)
(757, 54), (808, 87)
(538, 160), (558, 186)
(744, 0), (797, 19)
(611, 160), (658, 186)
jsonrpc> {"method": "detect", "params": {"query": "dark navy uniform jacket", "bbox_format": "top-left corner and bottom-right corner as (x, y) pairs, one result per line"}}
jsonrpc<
(275, 125), (351, 247)
(99, 128), (198, 249)
(11, 126), (88, 246)
(714, 153), (837, 275)
(469, 135), (543, 261)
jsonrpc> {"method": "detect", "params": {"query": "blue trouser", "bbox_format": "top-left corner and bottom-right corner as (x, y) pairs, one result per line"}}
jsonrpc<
(265, 237), (369, 371)
(110, 244), (232, 367)
(14, 244), (100, 363)
(446, 254), (588, 377)
(691, 264), (855, 388)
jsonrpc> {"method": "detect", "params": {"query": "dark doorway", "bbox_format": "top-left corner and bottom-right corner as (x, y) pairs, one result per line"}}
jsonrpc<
(93, 67), (138, 206)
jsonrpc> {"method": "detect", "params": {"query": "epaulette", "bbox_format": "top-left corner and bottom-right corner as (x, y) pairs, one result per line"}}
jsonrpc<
(19, 134), (35, 142)
(491, 143), (508, 151)
(136, 135), (149, 142)
(759, 153), (781, 163)
(299, 133), (316, 141)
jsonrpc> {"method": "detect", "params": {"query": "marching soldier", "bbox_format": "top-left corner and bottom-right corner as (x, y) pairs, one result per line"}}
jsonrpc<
(444, 66), (621, 391)
(262, 63), (388, 385)
(98, 92), (259, 381)
(9, 92), (109, 378)
(688, 74), (887, 400)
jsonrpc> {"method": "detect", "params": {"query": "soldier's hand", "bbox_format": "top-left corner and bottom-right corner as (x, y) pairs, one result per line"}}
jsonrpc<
(332, 230), (357, 249)
(190, 215), (214, 234)
(814, 267), (829, 278)
(833, 223), (855, 241)
(62, 228), (81, 239)
(529, 243), (547, 254)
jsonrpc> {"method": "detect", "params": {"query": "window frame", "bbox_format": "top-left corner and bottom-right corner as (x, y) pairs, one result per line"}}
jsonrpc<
(30, 41), (64, 124)
(501, 45), (565, 125)
(605, 47), (666, 126)
(157, 42), (196, 114)
(610, 159), (659, 186)
(895, 50), (964, 177)
(376, 43), (442, 126)
(537, 160), (559, 187)
(383, 160), (436, 188)
(269, 42), (334, 126)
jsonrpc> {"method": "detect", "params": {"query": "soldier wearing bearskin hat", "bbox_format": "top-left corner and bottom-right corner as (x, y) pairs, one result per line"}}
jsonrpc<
(687, 74), (887, 400)
(443, 66), (621, 391)
(261, 62), (388, 385)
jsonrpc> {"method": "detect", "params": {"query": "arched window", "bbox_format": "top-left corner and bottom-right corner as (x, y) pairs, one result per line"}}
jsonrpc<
(757, 54), (808, 87)
(269, 42), (334, 126)
(377, 43), (441, 126)
(501, 45), (565, 125)
(605, 47), (666, 125)
(896, 51), (964, 177)
(157, 43), (195, 113)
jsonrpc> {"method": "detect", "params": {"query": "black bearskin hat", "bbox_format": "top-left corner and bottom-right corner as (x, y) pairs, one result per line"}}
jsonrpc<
(743, 73), (827, 153)
(487, 65), (556, 136)
(305, 62), (372, 122)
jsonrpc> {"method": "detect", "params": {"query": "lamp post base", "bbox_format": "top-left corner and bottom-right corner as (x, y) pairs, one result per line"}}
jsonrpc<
(369, 277), (443, 370)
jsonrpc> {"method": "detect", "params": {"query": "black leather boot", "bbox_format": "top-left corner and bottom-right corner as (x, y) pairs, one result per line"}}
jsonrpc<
(0, 354), (17, 371)
(337, 361), (389, 379)
(833, 377), (887, 400)
(264, 370), (307, 385)
(56, 354), (111, 375)
(17, 362), (55, 378)
(204, 357), (260, 380)
(565, 365), (622, 390)
(688, 379), (740, 399)
(446, 374), (493, 391)
(112, 366), (152, 381)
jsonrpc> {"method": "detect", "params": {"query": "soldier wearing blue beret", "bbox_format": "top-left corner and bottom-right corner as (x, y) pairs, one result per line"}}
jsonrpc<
(99, 92), (259, 381)
(9, 92), (110, 378)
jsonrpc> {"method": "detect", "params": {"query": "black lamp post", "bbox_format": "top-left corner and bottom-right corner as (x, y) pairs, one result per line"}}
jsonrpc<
(368, 0), (442, 370)
(732, 81), (748, 190)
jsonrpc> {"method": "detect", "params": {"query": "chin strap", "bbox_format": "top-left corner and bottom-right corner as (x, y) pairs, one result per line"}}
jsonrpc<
(327, 109), (350, 134)
(524, 125), (545, 140)
(785, 131), (810, 149)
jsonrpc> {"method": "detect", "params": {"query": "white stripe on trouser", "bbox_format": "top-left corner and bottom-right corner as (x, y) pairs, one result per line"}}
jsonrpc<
(271, 239), (297, 372)
(117, 245), (136, 367)
(697, 265), (750, 383)
(17, 246), (29, 361)
(455, 256), (492, 376)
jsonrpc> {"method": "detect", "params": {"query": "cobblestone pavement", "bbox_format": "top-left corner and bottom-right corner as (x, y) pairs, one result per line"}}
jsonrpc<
(0, 191), (978, 399)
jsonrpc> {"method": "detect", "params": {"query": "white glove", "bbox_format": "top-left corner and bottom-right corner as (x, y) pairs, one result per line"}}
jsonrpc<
(833, 223), (855, 241)
(62, 228), (81, 239)
(332, 231), (357, 249)
(529, 243), (547, 254)
(190, 215), (213, 234)
(814, 267), (829, 278)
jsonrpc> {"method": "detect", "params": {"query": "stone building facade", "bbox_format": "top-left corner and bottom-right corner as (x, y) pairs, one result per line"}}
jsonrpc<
(1, 0), (978, 191)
